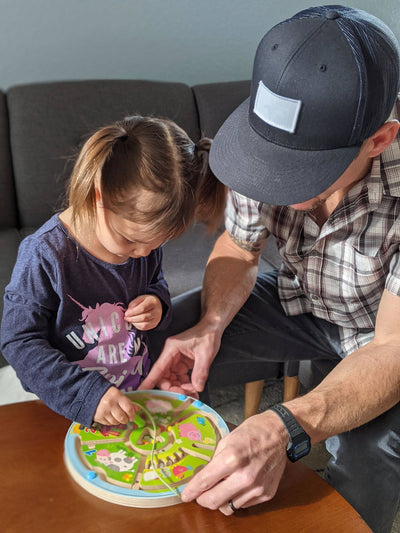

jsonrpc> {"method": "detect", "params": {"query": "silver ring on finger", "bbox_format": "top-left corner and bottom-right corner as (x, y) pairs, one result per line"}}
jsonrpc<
(228, 499), (239, 512)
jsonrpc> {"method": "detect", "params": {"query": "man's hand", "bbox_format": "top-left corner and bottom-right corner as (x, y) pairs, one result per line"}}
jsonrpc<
(181, 410), (289, 514)
(139, 319), (222, 396)
(94, 387), (139, 425)
(140, 230), (262, 396)
(125, 294), (163, 331)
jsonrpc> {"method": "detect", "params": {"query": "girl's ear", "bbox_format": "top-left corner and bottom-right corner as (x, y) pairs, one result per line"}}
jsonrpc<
(366, 120), (399, 158)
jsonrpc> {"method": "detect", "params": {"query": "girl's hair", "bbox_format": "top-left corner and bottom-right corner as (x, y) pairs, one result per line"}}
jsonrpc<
(67, 115), (226, 239)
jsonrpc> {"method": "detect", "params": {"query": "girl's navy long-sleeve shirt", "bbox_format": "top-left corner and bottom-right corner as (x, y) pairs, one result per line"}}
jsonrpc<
(0, 214), (171, 427)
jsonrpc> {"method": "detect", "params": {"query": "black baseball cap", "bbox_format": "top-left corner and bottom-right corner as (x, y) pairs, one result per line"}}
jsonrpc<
(209, 5), (400, 205)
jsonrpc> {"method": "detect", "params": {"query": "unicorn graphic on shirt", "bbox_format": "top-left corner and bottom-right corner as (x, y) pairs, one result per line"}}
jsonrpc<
(67, 295), (150, 391)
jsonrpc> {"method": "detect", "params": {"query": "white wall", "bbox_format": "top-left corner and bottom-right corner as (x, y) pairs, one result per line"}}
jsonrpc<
(0, 0), (399, 90)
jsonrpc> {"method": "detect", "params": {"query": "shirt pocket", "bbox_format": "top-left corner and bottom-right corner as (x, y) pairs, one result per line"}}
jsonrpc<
(339, 247), (387, 304)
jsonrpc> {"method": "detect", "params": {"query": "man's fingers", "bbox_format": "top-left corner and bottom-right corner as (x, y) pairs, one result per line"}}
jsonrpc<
(216, 488), (273, 515)
(181, 444), (240, 502)
(190, 358), (212, 392)
(195, 476), (241, 511)
(138, 374), (158, 390)
(139, 357), (171, 389)
(180, 382), (199, 397)
(169, 385), (189, 394)
(183, 453), (282, 512)
(140, 341), (195, 390)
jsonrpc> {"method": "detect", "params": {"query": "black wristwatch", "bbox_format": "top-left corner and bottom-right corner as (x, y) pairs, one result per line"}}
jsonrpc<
(269, 404), (311, 462)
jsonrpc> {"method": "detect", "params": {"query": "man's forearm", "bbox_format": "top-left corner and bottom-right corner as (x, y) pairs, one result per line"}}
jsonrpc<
(285, 342), (400, 443)
(200, 231), (262, 335)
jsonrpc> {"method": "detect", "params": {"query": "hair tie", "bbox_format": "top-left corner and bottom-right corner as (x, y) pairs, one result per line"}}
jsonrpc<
(194, 138), (211, 155)
(120, 134), (129, 142)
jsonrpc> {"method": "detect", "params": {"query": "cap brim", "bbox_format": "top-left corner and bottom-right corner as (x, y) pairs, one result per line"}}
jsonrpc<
(209, 98), (361, 205)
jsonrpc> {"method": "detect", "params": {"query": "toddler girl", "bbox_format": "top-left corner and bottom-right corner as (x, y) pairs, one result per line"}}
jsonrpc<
(0, 115), (225, 428)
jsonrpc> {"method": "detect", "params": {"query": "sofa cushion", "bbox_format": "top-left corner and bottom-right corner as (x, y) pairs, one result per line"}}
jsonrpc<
(162, 224), (219, 298)
(0, 228), (22, 366)
(193, 80), (251, 138)
(8, 80), (200, 229)
(0, 91), (16, 228)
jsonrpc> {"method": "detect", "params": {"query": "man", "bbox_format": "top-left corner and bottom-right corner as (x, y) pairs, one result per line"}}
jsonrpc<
(142, 6), (400, 532)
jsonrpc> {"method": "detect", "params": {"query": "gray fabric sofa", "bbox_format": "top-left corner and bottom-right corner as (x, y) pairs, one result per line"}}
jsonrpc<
(0, 79), (282, 373)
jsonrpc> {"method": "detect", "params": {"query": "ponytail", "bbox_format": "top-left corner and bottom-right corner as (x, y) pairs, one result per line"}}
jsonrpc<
(192, 137), (226, 232)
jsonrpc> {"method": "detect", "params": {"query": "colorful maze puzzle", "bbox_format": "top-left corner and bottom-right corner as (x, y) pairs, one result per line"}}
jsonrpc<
(64, 390), (229, 507)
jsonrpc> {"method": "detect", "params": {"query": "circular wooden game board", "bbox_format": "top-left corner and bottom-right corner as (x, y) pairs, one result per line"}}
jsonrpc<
(64, 390), (229, 508)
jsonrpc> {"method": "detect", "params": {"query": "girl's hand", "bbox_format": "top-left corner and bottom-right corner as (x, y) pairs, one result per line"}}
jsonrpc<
(124, 294), (163, 330)
(94, 387), (138, 426)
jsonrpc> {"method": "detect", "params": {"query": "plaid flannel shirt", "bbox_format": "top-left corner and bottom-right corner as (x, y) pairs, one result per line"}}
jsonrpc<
(225, 95), (400, 355)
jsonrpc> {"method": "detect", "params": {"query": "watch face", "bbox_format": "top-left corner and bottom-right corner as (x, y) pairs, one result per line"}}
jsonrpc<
(293, 441), (310, 459)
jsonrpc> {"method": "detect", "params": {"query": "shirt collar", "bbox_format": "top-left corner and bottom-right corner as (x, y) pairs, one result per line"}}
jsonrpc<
(346, 94), (400, 204)
(378, 94), (400, 197)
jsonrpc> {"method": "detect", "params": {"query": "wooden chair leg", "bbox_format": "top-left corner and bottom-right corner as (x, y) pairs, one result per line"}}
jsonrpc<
(283, 375), (300, 402)
(244, 379), (264, 419)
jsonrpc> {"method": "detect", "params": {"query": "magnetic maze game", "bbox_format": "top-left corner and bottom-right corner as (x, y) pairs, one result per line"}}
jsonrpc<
(64, 390), (229, 507)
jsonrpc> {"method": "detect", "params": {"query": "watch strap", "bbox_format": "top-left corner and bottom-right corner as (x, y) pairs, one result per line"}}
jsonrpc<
(269, 404), (311, 462)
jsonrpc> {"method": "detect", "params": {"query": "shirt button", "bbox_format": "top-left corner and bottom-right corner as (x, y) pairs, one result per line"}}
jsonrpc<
(311, 294), (319, 301)
(309, 250), (318, 257)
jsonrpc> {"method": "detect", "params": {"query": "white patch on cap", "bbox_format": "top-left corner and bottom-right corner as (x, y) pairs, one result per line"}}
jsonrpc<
(253, 81), (302, 134)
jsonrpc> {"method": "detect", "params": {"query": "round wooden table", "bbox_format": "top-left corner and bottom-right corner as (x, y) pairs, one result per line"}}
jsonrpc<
(0, 400), (371, 532)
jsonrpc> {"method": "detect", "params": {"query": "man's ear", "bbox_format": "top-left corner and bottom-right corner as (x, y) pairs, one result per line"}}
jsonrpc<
(94, 186), (105, 208)
(366, 120), (400, 158)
